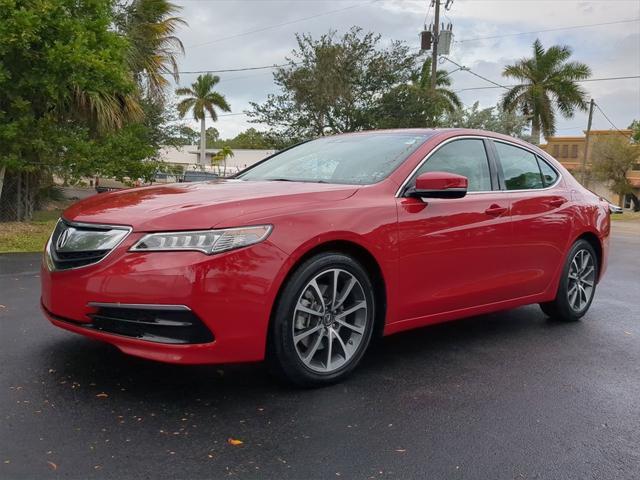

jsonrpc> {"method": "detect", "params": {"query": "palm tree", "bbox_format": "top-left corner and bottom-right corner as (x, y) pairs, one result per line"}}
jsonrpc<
(175, 74), (231, 166)
(501, 39), (591, 145)
(212, 146), (234, 176)
(412, 57), (462, 116)
(120, 0), (186, 99)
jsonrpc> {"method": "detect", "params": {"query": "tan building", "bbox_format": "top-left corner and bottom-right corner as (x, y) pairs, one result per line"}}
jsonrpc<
(540, 129), (640, 209)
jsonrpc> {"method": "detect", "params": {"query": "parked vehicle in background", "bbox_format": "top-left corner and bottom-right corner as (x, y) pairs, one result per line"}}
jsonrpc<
(41, 129), (610, 387)
(604, 199), (623, 214)
(181, 170), (220, 182)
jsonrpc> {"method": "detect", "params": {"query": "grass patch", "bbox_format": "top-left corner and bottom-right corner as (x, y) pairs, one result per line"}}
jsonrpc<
(0, 212), (61, 253)
(610, 211), (640, 222)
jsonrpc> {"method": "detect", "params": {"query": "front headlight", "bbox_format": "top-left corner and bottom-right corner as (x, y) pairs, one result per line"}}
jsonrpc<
(129, 225), (272, 255)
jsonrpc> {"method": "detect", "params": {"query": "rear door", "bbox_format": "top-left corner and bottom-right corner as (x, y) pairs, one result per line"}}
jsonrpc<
(396, 137), (515, 322)
(491, 140), (573, 297)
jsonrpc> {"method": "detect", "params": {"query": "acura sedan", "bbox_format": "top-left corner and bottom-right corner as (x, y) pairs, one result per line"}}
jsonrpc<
(41, 129), (610, 386)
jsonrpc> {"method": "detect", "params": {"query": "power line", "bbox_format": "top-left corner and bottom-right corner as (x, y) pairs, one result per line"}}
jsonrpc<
(187, 0), (380, 49)
(454, 75), (640, 93)
(456, 18), (640, 43)
(177, 62), (296, 74)
(441, 57), (509, 89)
(593, 102), (633, 140)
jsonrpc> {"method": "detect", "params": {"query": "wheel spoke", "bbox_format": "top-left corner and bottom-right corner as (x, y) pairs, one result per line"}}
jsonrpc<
(296, 304), (324, 317)
(569, 286), (579, 309)
(294, 324), (322, 344)
(303, 332), (324, 365)
(336, 301), (366, 319)
(335, 277), (357, 309)
(308, 279), (326, 312)
(330, 270), (339, 309)
(335, 317), (364, 334)
(326, 328), (333, 370)
(581, 266), (594, 280)
(332, 328), (348, 358)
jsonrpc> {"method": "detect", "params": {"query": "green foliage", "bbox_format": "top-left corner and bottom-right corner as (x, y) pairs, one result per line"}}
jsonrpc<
(0, 0), (187, 220)
(374, 57), (462, 129)
(116, 0), (186, 98)
(442, 102), (530, 138)
(249, 27), (416, 139)
(591, 136), (640, 206)
(210, 128), (279, 149)
(0, 0), (140, 167)
(501, 39), (591, 144)
(205, 127), (220, 148)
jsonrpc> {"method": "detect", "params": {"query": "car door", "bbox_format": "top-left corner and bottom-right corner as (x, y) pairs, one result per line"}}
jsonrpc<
(491, 140), (573, 297)
(396, 137), (514, 322)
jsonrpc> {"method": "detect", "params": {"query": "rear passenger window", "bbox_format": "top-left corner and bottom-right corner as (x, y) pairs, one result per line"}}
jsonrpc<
(495, 142), (543, 190)
(415, 139), (492, 192)
(537, 157), (559, 186)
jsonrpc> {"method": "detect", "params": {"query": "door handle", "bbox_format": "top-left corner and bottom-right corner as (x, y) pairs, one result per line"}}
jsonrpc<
(484, 204), (507, 216)
(549, 198), (567, 208)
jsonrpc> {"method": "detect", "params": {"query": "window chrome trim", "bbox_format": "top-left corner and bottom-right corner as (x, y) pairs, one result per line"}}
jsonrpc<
(395, 135), (563, 198)
(87, 302), (191, 311)
(45, 218), (133, 272)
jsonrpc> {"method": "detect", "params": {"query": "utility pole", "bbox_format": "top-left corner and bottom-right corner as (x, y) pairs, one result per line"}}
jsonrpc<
(581, 98), (595, 186)
(430, 0), (441, 92)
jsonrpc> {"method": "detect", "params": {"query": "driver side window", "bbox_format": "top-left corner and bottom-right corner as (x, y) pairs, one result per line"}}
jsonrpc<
(415, 139), (492, 192)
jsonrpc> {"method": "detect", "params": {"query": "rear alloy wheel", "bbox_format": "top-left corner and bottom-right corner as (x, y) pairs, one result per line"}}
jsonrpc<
(269, 253), (375, 387)
(540, 239), (598, 321)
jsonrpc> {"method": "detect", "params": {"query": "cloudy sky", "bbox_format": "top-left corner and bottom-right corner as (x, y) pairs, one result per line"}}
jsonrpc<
(171, 0), (640, 140)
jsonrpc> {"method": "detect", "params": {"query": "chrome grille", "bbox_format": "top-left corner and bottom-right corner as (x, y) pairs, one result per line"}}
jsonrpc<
(46, 220), (131, 271)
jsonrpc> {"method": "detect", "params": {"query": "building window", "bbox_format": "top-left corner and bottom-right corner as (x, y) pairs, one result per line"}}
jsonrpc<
(633, 163), (640, 171)
(552, 145), (560, 157)
(571, 145), (578, 158)
(561, 145), (569, 157)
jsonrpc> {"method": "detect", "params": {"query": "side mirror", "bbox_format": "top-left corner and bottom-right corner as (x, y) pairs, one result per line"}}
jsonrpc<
(406, 171), (468, 199)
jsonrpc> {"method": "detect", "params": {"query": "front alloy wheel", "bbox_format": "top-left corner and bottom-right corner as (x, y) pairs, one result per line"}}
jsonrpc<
(292, 269), (368, 373)
(269, 253), (375, 387)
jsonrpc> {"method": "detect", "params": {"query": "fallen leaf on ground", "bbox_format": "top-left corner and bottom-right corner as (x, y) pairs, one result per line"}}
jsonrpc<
(47, 461), (58, 470)
(227, 438), (243, 446)
(95, 393), (108, 398)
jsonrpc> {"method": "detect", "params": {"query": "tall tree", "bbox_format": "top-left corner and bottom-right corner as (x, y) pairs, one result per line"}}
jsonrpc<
(591, 137), (640, 211)
(175, 74), (231, 165)
(375, 56), (462, 128)
(501, 39), (591, 145)
(117, 0), (186, 99)
(0, 0), (143, 220)
(249, 27), (416, 139)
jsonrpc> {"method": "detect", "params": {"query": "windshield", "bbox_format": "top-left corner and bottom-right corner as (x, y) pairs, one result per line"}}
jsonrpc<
(237, 132), (431, 185)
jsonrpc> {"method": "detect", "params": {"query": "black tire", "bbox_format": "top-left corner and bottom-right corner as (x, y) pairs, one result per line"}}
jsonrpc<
(268, 252), (376, 387)
(539, 239), (598, 322)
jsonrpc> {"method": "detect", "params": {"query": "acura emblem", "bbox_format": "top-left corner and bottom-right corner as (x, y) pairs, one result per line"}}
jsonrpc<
(56, 228), (71, 250)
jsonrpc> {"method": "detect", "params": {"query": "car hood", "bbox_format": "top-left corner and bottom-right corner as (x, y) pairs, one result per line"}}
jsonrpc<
(63, 180), (359, 231)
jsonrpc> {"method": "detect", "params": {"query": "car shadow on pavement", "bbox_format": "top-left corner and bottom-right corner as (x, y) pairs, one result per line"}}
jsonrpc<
(39, 304), (575, 402)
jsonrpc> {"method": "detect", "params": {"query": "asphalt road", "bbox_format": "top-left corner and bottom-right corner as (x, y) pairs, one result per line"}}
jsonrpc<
(1, 227), (639, 480)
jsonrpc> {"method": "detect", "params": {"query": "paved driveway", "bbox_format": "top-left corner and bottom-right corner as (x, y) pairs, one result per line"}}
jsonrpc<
(1, 227), (639, 479)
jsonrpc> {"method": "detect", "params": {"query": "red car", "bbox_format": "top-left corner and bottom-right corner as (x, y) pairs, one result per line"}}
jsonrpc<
(41, 129), (610, 386)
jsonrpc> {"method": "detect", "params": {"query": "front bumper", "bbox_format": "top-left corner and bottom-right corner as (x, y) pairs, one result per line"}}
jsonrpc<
(40, 233), (289, 364)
